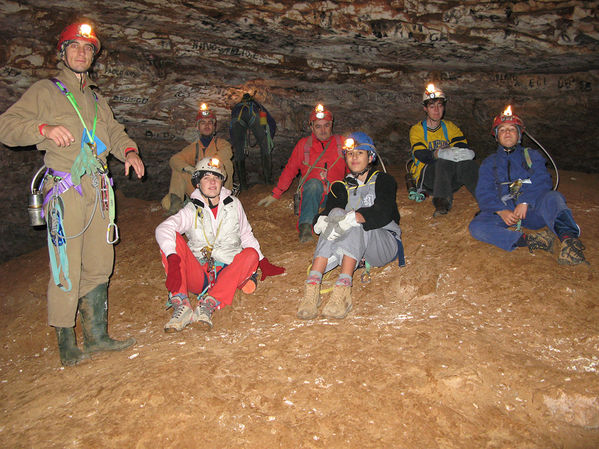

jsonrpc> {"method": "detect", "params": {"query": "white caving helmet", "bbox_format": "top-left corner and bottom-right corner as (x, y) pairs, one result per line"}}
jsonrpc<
(191, 157), (227, 187)
(422, 83), (446, 105)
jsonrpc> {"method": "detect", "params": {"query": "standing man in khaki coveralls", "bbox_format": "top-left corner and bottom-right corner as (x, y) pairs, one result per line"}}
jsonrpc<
(0, 22), (144, 366)
(161, 103), (234, 215)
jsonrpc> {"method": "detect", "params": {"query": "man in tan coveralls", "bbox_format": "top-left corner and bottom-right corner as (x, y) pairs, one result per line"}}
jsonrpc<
(161, 103), (234, 214)
(0, 21), (144, 366)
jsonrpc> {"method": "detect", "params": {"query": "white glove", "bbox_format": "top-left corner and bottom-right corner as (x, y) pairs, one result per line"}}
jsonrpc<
(325, 224), (343, 241)
(258, 195), (277, 207)
(183, 165), (196, 175)
(437, 147), (475, 163)
(337, 211), (360, 232)
(313, 216), (328, 235)
(451, 147), (475, 162)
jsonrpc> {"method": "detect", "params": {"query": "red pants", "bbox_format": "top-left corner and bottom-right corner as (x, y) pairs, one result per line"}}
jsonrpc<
(161, 233), (259, 308)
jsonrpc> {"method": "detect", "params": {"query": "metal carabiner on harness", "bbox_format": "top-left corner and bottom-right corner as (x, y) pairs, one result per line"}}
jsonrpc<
(106, 222), (119, 244)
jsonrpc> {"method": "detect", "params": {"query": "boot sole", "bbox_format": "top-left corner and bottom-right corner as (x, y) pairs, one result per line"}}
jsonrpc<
(84, 338), (136, 353)
(322, 303), (352, 320)
(194, 320), (213, 330)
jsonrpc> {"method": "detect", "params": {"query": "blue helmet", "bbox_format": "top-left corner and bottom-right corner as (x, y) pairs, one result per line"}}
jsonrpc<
(343, 131), (377, 162)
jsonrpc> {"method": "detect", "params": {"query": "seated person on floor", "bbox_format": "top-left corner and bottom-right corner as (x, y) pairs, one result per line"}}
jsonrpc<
(258, 103), (347, 243)
(162, 103), (234, 215)
(155, 157), (285, 332)
(297, 132), (405, 320)
(408, 84), (478, 217)
(469, 106), (587, 266)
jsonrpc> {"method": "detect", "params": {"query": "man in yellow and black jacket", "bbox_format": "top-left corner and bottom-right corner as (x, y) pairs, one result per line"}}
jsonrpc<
(409, 84), (478, 217)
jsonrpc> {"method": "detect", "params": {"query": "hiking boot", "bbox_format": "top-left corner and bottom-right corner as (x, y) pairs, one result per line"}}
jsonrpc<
(432, 197), (450, 217)
(193, 295), (219, 329)
(299, 223), (313, 243)
(558, 237), (588, 266)
(240, 271), (259, 294)
(321, 284), (352, 319)
(526, 229), (555, 253)
(167, 194), (184, 215)
(164, 300), (193, 333)
(297, 283), (322, 320)
(79, 283), (136, 353)
(55, 327), (90, 366)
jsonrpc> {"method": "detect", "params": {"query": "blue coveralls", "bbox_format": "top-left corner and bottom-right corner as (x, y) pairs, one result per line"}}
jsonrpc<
(469, 144), (579, 251)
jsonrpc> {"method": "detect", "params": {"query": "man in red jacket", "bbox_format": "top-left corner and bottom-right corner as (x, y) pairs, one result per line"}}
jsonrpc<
(258, 104), (347, 242)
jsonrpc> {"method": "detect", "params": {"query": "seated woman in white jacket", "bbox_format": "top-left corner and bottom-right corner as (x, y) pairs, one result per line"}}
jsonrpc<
(155, 157), (284, 331)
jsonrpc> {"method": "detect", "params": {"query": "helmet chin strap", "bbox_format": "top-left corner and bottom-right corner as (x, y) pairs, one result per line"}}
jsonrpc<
(199, 187), (219, 208)
(350, 165), (370, 177)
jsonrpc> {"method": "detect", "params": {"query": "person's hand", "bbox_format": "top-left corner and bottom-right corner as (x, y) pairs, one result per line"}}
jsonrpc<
(497, 209), (519, 226)
(42, 125), (75, 147)
(514, 203), (528, 220)
(258, 257), (285, 281)
(183, 165), (195, 175)
(337, 210), (360, 232)
(437, 147), (474, 162)
(125, 151), (145, 178)
(165, 254), (182, 292)
(258, 195), (277, 207)
(313, 216), (328, 235)
(325, 225), (343, 241)
(451, 147), (475, 162)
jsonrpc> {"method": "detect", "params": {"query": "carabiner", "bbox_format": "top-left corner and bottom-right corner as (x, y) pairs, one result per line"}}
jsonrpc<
(106, 222), (119, 244)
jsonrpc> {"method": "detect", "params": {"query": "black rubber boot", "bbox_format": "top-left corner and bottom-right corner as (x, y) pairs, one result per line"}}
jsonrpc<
(79, 283), (135, 354)
(55, 327), (90, 366)
(298, 223), (313, 243)
(432, 197), (450, 217)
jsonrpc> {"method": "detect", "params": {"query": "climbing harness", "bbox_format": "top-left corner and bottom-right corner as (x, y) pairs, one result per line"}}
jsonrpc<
(43, 78), (119, 291)
(234, 96), (275, 157)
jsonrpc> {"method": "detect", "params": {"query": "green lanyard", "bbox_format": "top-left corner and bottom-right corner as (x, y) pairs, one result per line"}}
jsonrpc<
(51, 78), (97, 146)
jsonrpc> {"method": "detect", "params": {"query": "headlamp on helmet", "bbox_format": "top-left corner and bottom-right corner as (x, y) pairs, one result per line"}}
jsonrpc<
(491, 105), (525, 137)
(422, 83), (446, 105)
(342, 132), (377, 162)
(192, 157), (227, 186)
(196, 103), (216, 123)
(309, 103), (333, 122)
(57, 22), (101, 55)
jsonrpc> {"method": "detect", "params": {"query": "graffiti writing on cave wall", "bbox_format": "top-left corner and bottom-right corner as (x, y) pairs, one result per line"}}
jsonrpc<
(494, 74), (592, 91)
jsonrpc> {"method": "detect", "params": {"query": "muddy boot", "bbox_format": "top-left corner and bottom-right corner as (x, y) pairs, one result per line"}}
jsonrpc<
(558, 237), (588, 266)
(167, 194), (184, 215)
(297, 283), (322, 320)
(298, 223), (313, 243)
(193, 295), (220, 329)
(164, 295), (193, 333)
(432, 197), (450, 217)
(526, 229), (555, 253)
(55, 327), (90, 366)
(79, 283), (136, 354)
(322, 284), (352, 319)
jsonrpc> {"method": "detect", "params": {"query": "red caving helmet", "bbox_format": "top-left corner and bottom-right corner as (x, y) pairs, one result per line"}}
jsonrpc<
(492, 106), (525, 137)
(309, 103), (333, 122)
(57, 22), (101, 55)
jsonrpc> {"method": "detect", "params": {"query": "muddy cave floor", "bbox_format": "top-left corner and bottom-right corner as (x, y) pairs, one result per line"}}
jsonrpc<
(1, 166), (598, 448)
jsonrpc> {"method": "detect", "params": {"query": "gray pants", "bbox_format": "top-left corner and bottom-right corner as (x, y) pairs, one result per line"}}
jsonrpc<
(314, 208), (399, 273)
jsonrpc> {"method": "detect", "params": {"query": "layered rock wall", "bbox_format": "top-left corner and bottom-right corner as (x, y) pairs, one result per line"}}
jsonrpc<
(0, 0), (597, 261)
